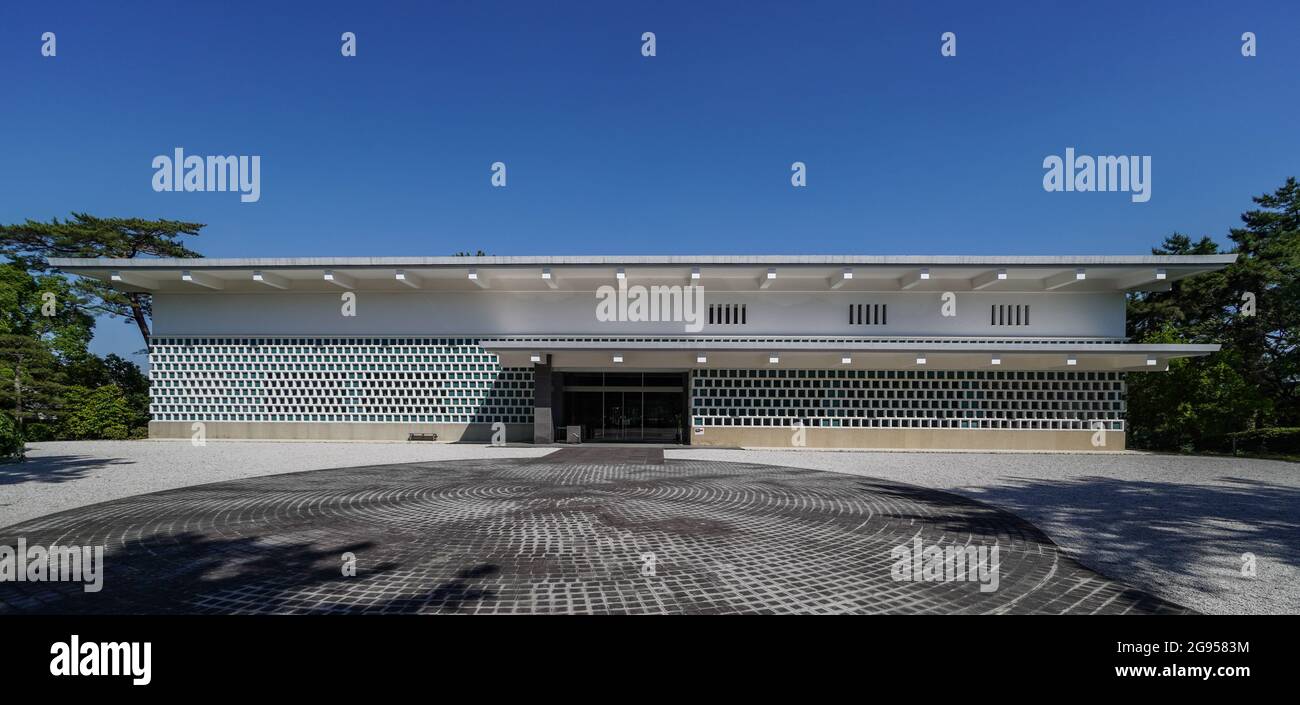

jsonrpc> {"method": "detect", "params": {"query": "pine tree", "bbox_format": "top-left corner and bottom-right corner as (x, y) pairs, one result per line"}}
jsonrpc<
(0, 213), (205, 346)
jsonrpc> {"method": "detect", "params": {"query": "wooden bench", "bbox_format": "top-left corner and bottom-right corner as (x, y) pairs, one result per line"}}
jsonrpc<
(407, 432), (438, 442)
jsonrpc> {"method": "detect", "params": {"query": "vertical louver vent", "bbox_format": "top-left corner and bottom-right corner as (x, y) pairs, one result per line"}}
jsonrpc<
(708, 303), (748, 325)
(849, 303), (888, 325)
(990, 304), (1031, 326)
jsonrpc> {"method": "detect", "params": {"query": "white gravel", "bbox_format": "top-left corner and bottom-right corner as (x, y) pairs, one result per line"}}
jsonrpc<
(667, 448), (1300, 615)
(0, 440), (553, 528)
(3, 441), (1294, 614)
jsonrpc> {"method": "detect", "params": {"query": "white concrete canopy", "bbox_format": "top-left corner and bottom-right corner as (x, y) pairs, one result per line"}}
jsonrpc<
(52, 255), (1236, 294)
(181, 270), (223, 290)
(252, 271), (290, 289)
(479, 335), (1215, 371)
(322, 270), (355, 289)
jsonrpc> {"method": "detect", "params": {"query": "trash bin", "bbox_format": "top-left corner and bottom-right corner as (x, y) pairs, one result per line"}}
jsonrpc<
(566, 425), (583, 444)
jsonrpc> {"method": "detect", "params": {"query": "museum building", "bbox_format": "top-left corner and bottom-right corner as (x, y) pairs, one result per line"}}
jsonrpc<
(49, 255), (1235, 450)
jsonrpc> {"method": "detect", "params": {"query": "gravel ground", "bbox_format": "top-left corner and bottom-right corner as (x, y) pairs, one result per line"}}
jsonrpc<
(3, 441), (1294, 614)
(667, 448), (1300, 615)
(0, 441), (552, 528)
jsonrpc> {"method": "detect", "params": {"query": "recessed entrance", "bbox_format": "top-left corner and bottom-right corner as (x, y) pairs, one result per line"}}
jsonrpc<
(558, 371), (688, 443)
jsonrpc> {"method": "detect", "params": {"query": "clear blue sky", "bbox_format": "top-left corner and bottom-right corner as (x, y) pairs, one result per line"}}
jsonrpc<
(2, 0), (1296, 362)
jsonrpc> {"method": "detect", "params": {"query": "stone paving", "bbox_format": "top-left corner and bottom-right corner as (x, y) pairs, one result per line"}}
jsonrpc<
(0, 456), (1186, 614)
(531, 446), (666, 465)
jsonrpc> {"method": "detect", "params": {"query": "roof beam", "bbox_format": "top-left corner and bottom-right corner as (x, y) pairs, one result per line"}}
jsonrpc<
(109, 270), (155, 290)
(970, 268), (1007, 290)
(899, 268), (930, 290)
(181, 270), (223, 290)
(829, 268), (853, 290)
(252, 271), (289, 289)
(541, 268), (558, 289)
(395, 270), (422, 288)
(323, 270), (355, 289)
(1044, 268), (1086, 290)
(1115, 267), (1168, 290)
(759, 268), (776, 290)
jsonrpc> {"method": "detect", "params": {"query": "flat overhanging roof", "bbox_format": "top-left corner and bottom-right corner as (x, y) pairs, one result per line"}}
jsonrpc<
(480, 336), (1218, 372)
(48, 254), (1235, 294)
(478, 335), (1218, 355)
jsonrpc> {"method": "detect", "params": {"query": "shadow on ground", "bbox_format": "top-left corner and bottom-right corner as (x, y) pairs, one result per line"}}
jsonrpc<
(0, 454), (136, 486)
(956, 475), (1300, 578)
(0, 529), (506, 614)
(854, 479), (1046, 542)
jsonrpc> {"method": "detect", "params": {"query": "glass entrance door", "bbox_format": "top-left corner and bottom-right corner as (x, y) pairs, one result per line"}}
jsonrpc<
(561, 372), (686, 443)
(601, 390), (642, 441)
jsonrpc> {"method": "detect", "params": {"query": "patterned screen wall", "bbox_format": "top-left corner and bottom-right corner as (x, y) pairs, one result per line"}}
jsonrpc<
(149, 337), (534, 424)
(691, 369), (1125, 431)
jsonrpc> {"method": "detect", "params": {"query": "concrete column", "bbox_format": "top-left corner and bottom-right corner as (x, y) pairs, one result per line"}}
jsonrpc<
(533, 356), (553, 443)
(552, 371), (565, 440)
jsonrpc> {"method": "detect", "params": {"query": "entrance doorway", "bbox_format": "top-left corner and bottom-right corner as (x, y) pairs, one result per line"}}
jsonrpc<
(559, 371), (688, 443)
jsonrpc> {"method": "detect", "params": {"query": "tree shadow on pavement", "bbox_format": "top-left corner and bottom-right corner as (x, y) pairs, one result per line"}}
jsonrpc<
(0, 528), (512, 615)
(0, 532), (394, 614)
(954, 475), (1300, 577)
(0, 454), (135, 486)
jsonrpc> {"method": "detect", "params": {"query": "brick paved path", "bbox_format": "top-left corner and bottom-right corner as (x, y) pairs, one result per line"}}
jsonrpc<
(0, 458), (1186, 614)
(531, 446), (665, 465)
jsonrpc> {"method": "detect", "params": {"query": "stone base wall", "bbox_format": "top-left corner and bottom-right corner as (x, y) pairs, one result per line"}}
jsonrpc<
(149, 421), (535, 443)
(152, 421), (1123, 450)
(692, 427), (1125, 451)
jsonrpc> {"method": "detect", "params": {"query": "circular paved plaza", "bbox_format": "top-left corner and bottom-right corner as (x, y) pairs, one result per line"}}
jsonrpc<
(0, 456), (1186, 614)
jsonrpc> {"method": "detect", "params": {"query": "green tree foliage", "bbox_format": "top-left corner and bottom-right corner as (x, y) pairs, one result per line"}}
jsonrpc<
(0, 412), (22, 460)
(1222, 177), (1300, 427)
(63, 353), (152, 431)
(0, 213), (184, 440)
(0, 255), (151, 441)
(1125, 325), (1259, 450)
(0, 212), (205, 345)
(58, 385), (135, 441)
(1127, 178), (1300, 450)
(0, 261), (96, 360)
(0, 333), (67, 439)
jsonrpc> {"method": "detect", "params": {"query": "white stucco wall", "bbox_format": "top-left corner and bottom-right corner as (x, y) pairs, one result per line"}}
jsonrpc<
(151, 290), (1125, 338)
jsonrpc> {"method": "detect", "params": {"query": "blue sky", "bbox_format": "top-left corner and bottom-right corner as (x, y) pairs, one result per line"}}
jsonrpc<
(1, 0), (1296, 361)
